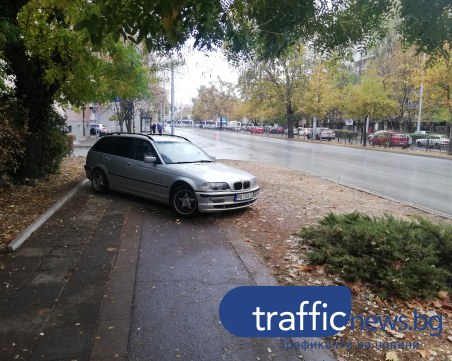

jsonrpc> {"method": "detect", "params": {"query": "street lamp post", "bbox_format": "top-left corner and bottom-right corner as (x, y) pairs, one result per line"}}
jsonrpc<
(417, 53), (426, 132)
(171, 59), (175, 135)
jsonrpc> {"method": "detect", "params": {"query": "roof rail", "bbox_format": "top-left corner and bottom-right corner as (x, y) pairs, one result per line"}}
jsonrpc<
(103, 132), (191, 142)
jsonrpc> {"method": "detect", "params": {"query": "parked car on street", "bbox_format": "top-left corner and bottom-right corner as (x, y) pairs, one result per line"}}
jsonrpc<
(312, 128), (336, 140)
(250, 126), (265, 134)
(84, 133), (260, 216)
(368, 131), (410, 148)
(367, 130), (389, 141)
(298, 127), (312, 137)
(90, 123), (107, 136)
(270, 126), (285, 134)
(415, 135), (450, 148)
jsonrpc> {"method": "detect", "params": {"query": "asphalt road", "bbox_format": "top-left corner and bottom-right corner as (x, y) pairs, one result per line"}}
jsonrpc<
(175, 128), (452, 218)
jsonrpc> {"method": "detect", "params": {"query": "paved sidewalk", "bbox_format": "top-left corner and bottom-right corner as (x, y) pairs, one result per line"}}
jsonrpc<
(0, 185), (131, 360)
(0, 182), (336, 361)
(73, 136), (97, 148)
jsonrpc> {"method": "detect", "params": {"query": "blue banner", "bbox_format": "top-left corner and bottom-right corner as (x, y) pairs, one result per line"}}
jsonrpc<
(219, 286), (351, 337)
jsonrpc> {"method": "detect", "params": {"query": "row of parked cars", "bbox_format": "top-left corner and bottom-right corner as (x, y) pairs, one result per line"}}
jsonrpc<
(248, 126), (337, 140)
(368, 130), (450, 149)
(296, 127), (336, 140)
(219, 124), (449, 149)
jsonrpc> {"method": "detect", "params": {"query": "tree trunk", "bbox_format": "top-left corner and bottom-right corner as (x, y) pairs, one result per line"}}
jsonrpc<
(4, 34), (61, 179)
(2, 0), (69, 180)
(362, 115), (369, 147)
(286, 102), (294, 138)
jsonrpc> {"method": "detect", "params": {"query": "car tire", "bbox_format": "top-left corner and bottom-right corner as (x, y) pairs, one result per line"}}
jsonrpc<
(416, 141), (422, 147)
(172, 185), (198, 217)
(92, 169), (109, 194)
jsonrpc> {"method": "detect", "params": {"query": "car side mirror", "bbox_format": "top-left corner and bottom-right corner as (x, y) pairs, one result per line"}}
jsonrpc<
(144, 155), (157, 163)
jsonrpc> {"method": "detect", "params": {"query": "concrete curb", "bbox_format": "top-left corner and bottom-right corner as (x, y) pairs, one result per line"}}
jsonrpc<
(7, 179), (90, 252)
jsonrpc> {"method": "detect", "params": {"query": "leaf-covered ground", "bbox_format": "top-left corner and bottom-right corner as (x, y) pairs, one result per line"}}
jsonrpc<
(0, 156), (86, 252)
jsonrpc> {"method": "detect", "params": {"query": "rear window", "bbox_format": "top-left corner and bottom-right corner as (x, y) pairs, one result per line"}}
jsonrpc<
(110, 138), (134, 158)
(91, 137), (114, 153)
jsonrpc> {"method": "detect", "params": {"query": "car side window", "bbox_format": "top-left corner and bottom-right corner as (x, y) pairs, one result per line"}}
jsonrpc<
(131, 140), (157, 162)
(110, 138), (134, 158)
(91, 137), (114, 153)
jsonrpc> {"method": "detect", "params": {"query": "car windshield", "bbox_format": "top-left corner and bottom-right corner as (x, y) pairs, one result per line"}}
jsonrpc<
(154, 141), (213, 164)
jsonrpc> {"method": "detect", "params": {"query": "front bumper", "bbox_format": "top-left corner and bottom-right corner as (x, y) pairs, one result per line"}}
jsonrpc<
(196, 187), (260, 212)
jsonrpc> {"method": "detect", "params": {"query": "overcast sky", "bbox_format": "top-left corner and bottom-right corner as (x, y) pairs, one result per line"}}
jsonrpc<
(166, 47), (239, 105)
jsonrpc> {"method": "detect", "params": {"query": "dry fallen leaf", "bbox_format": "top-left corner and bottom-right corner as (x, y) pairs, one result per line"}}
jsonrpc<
(299, 265), (314, 272)
(432, 299), (443, 308)
(417, 350), (430, 358)
(347, 282), (363, 293)
(385, 351), (399, 361)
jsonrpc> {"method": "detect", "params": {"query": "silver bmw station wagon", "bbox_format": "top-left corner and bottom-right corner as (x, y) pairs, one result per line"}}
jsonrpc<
(84, 133), (260, 216)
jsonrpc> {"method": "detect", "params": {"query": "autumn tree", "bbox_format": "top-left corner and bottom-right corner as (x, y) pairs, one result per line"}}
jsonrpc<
(237, 67), (285, 124)
(370, 40), (423, 131)
(237, 45), (311, 136)
(341, 69), (397, 146)
(0, 0), (152, 180)
(191, 79), (239, 126)
(296, 60), (341, 127)
(423, 45), (452, 154)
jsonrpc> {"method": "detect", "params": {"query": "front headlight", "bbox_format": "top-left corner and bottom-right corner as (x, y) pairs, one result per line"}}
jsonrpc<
(200, 182), (230, 192)
(250, 177), (257, 188)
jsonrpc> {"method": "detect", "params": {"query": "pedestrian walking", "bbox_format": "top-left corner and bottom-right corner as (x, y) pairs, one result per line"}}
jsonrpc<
(157, 122), (163, 135)
(151, 123), (157, 134)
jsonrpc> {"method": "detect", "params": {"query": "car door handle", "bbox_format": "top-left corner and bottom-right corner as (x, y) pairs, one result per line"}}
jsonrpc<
(127, 161), (136, 166)
(104, 156), (111, 161)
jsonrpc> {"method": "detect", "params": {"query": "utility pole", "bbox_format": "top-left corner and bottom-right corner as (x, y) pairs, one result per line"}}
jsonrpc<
(171, 59), (175, 135)
(417, 53), (426, 132)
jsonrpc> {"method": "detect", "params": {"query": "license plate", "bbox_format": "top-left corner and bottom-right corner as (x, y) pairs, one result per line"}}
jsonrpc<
(235, 192), (254, 201)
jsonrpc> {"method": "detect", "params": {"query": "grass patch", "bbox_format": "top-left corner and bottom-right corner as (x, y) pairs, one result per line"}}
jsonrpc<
(298, 212), (452, 300)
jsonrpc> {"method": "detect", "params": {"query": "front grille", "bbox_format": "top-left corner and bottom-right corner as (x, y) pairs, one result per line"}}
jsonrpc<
(234, 181), (251, 190)
(213, 199), (257, 209)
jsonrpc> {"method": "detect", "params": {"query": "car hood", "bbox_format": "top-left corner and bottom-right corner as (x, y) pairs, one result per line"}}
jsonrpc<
(165, 162), (255, 183)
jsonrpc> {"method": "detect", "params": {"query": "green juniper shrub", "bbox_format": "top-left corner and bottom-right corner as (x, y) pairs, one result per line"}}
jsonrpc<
(298, 212), (452, 300)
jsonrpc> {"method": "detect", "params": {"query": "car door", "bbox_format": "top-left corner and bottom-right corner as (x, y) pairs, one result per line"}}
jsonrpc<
(105, 137), (134, 191)
(373, 132), (389, 146)
(125, 139), (165, 200)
